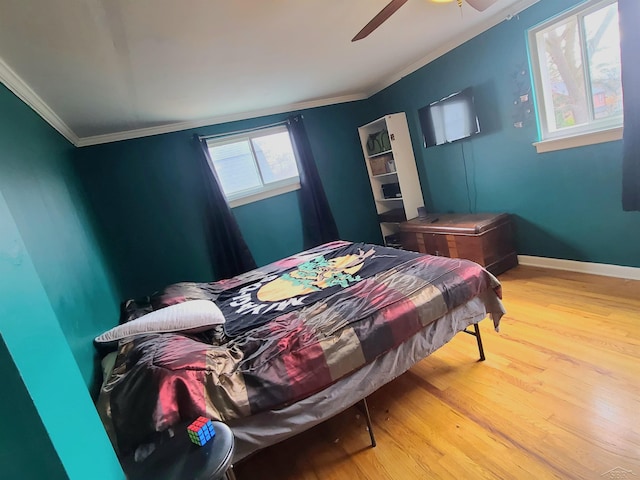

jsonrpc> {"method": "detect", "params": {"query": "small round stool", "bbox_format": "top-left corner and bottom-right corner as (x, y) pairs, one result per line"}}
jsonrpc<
(122, 421), (236, 480)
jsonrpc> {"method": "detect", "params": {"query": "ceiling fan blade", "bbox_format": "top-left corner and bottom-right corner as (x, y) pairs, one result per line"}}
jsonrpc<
(465, 0), (498, 12)
(352, 0), (409, 42)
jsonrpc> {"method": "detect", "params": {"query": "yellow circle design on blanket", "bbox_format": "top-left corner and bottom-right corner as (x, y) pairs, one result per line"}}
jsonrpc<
(257, 253), (367, 303)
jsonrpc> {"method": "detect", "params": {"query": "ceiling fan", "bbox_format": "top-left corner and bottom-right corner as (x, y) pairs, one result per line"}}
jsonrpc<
(352, 0), (499, 41)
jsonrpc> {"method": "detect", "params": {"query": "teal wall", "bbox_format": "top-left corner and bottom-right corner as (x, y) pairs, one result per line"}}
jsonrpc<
(0, 188), (123, 478)
(75, 101), (380, 300)
(73, 0), (640, 289)
(0, 334), (68, 480)
(368, 0), (639, 267)
(0, 84), (121, 388)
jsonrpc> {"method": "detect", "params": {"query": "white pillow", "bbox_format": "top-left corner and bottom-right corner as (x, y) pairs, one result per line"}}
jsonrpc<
(95, 300), (225, 344)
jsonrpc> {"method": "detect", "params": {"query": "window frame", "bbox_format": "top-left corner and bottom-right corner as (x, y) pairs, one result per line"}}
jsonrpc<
(527, 0), (623, 153)
(205, 125), (300, 208)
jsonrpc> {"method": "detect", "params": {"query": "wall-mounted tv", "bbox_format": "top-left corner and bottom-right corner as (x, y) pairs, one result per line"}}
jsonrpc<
(418, 87), (480, 148)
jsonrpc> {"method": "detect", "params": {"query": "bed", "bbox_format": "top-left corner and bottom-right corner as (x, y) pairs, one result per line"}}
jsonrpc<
(96, 241), (504, 463)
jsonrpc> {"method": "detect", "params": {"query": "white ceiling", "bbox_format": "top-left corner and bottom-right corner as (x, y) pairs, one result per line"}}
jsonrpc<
(0, 0), (538, 146)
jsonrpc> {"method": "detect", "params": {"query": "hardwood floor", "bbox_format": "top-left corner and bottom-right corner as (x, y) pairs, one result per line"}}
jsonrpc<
(234, 266), (640, 480)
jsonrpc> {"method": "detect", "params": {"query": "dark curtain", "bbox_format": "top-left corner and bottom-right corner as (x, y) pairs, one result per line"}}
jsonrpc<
(287, 115), (340, 249)
(620, 0), (640, 211)
(194, 135), (257, 279)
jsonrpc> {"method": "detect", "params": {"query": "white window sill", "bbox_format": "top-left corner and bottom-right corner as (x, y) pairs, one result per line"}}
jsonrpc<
(533, 126), (623, 153)
(228, 180), (300, 208)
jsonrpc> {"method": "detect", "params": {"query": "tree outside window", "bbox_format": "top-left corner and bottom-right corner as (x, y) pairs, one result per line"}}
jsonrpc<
(529, 0), (623, 141)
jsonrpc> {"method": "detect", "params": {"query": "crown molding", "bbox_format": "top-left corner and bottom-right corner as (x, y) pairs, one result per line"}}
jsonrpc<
(366, 0), (540, 96)
(518, 256), (640, 281)
(0, 56), (79, 146)
(76, 93), (368, 147)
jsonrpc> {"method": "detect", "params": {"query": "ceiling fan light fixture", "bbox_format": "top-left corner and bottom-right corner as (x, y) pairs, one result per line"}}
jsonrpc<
(465, 0), (498, 11)
(429, 0), (495, 10)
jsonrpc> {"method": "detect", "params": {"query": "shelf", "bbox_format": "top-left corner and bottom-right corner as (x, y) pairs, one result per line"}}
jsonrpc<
(372, 172), (398, 179)
(384, 233), (402, 248)
(377, 207), (406, 223)
(367, 149), (393, 159)
(360, 116), (389, 130)
(358, 112), (424, 248)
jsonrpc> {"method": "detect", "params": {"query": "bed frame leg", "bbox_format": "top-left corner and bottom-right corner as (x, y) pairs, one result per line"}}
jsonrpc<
(358, 398), (377, 448)
(473, 323), (486, 361)
(462, 322), (486, 361)
(225, 466), (237, 480)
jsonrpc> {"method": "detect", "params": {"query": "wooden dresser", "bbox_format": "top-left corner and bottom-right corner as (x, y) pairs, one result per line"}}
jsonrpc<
(398, 213), (518, 275)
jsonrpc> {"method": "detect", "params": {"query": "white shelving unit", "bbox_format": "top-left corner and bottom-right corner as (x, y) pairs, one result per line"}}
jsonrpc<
(358, 112), (423, 247)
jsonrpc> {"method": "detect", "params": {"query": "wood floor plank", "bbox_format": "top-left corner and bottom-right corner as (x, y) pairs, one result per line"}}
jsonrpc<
(234, 266), (640, 479)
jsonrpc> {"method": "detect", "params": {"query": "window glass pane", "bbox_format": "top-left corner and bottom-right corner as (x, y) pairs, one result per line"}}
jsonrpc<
(584, 3), (623, 120)
(208, 141), (261, 196)
(251, 131), (299, 184)
(537, 17), (589, 131)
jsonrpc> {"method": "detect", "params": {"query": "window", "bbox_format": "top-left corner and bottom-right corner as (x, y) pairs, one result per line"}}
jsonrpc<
(206, 125), (300, 207)
(528, 0), (623, 152)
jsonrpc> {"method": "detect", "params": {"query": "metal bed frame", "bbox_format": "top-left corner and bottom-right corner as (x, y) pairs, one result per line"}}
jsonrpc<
(357, 322), (485, 448)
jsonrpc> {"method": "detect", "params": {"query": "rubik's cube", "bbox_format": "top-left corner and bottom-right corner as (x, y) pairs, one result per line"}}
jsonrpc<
(187, 417), (216, 446)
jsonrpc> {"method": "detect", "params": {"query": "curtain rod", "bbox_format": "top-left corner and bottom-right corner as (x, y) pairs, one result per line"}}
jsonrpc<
(198, 119), (293, 141)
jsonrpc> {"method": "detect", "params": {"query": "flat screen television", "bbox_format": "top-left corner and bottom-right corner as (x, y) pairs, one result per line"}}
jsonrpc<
(418, 87), (480, 148)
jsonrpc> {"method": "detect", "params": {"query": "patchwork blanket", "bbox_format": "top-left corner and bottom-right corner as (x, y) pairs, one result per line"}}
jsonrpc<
(98, 242), (503, 455)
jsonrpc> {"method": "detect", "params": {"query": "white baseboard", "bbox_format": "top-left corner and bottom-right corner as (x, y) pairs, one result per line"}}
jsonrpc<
(517, 255), (640, 281)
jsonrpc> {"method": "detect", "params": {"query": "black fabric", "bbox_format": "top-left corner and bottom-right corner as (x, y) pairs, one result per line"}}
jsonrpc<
(287, 115), (340, 248)
(195, 135), (257, 279)
(620, 0), (640, 211)
(217, 242), (422, 337)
